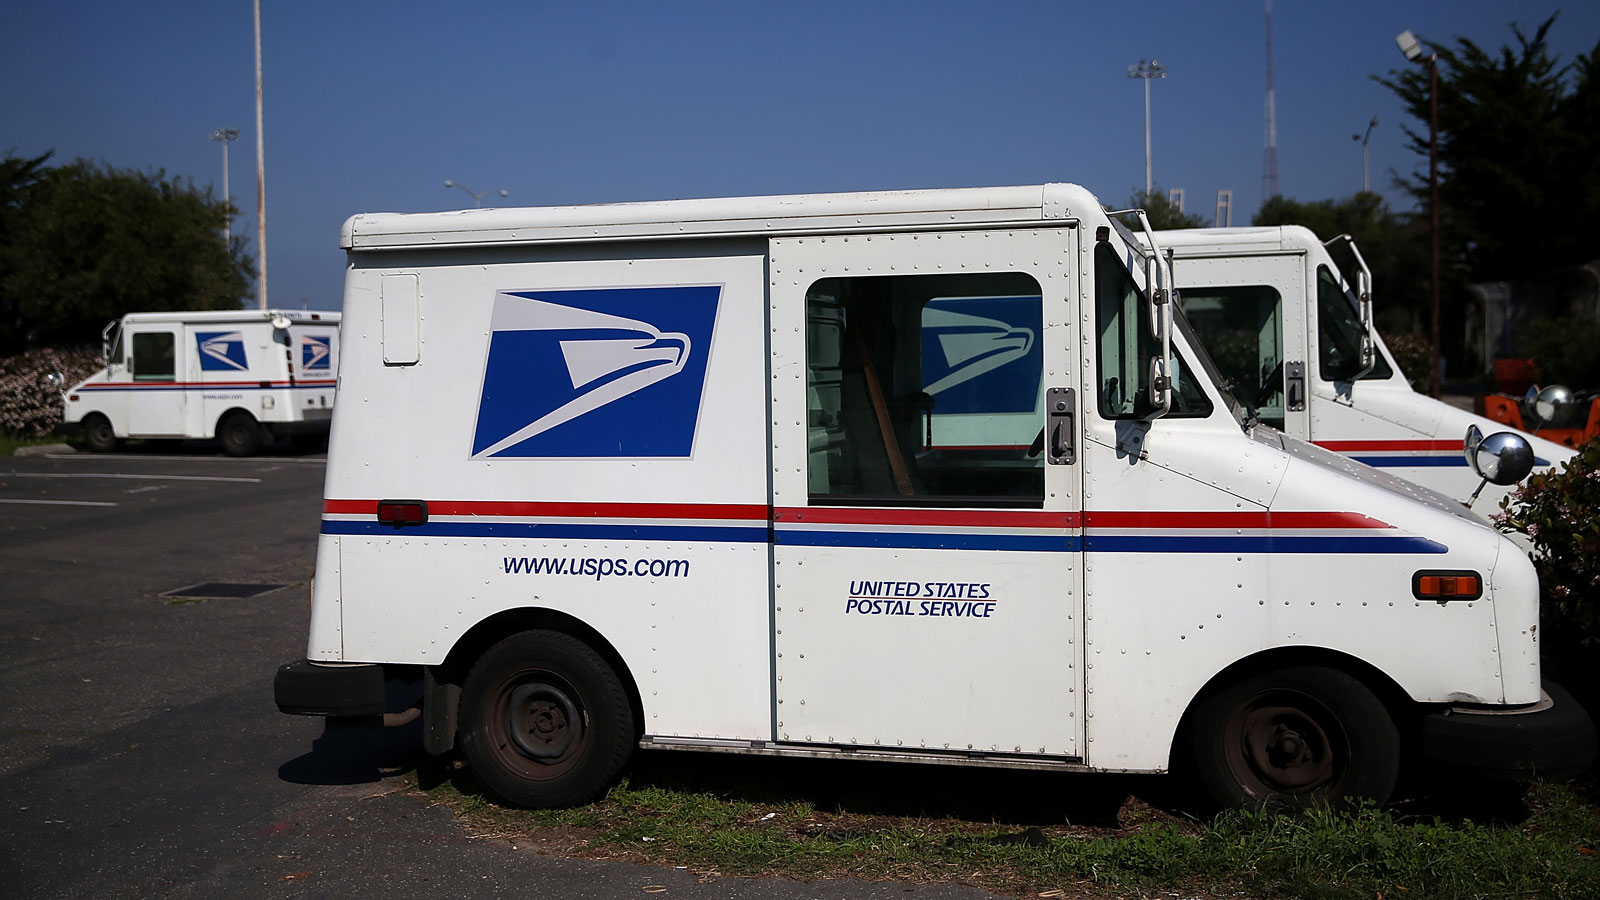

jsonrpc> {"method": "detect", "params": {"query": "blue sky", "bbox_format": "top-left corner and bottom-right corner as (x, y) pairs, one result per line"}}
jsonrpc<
(4, 1), (1597, 312)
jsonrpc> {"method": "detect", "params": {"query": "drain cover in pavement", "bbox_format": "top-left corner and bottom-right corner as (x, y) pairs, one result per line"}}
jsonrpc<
(162, 582), (287, 599)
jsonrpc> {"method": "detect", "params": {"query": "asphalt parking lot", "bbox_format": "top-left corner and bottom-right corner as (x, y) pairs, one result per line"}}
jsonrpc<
(0, 447), (997, 900)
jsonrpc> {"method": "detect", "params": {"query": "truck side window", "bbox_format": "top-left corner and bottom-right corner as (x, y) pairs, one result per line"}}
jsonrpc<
(1317, 265), (1393, 382)
(130, 332), (175, 382)
(1178, 285), (1286, 428)
(805, 273), (1044, 507)
(1094, 244), (1212, 420)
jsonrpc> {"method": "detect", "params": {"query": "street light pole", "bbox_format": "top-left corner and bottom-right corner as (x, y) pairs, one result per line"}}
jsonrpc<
(1396, 29), (1442, 398)
(1127, 59), (1166, 196)
(210, 128), (239, 245)
(443, 180), (509, 208)
(253, 0), (267, 311)
(1352, 116), (1377, 193)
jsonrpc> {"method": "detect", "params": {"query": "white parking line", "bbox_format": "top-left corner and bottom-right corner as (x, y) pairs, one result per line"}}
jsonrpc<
(1, 472), (262, 484)
(0, 498), (118, 507)
(44, 453), (325, 464)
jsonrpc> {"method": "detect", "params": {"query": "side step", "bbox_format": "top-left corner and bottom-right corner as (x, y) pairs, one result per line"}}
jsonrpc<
(639, 736), (1091, 772)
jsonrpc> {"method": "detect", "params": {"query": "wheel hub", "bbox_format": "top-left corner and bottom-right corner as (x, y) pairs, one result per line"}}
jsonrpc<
(1241, 704), (1333, 791)
(507, 683), (582, 760)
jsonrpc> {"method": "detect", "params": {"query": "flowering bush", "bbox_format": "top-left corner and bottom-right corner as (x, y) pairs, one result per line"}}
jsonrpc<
(1495, 437), (1600, 656)
(0, 347), (103, 438)
(1381, 332), (1433, 390)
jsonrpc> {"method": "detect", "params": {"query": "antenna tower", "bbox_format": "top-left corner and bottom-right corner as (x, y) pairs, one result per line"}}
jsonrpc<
(1263, 0), (1279, 200)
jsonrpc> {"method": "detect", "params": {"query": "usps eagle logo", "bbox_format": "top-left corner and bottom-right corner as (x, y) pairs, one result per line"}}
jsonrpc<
(470, 286), (720, 458)
(920, 296), (1041, 413)
(195, 331), (249, 371)
(301, 335), (332, 371)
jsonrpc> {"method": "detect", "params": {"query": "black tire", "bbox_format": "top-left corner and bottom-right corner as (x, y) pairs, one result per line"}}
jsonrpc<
(217, 413), (263, 457)
(459, 630), (634, 808)
(82, 413), (119, 453)
(1190, 666), (1399, 811)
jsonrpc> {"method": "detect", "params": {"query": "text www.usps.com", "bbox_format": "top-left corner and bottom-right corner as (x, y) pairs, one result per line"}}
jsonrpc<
(502, 556), (690, 580)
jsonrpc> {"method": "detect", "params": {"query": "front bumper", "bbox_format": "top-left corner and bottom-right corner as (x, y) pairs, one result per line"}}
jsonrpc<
(1420, 682), (1596, 778)
(274, 659), (385, 717)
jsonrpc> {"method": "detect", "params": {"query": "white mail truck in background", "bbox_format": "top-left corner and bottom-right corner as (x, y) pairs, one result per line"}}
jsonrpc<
(57, 309), (340, 456)
(1147, 226), (1574, 514)
(275, 184), (1592, 812)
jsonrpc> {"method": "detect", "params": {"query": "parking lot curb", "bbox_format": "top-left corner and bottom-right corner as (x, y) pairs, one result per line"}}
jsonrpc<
(13, 443), (75, 458)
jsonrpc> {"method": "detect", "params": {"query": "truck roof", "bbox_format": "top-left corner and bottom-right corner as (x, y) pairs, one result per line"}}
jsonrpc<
(1146, 225), (1322, 256)
(118, 309), (340, 325)
(341, 183), (1103, 251)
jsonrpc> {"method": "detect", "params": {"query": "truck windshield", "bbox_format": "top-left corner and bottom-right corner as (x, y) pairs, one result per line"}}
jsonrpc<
(1317, 265), (1392, 382)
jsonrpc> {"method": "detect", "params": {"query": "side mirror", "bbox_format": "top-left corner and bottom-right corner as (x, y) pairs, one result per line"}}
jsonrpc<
(1463, 425), (1535, 505)
(46, 371), (64, 389)
(1532, 384), (1574, 425)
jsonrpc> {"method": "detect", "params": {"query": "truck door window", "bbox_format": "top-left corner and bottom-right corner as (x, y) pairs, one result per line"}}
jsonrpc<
(1317, 265), (1392, 381)
(1094, 243), (1212, 420)
(805, 273), (1045, 506)
(130, 332), (175, 382)
(1178, 285), (1285, 428)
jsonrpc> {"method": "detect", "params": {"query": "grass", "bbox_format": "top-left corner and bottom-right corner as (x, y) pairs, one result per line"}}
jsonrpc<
(0, 431), (66, 456)
(410, 751), (1600, 899)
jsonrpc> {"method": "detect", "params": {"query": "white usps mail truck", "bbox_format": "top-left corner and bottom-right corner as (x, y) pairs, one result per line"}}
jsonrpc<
(275, 185), (1593, 810)
(60, 309), (340, 455)
(1148, 226), (1574, 513)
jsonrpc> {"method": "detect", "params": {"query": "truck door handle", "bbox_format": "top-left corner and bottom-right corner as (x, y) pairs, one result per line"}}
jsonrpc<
(1286, 361), (1306, 411)
(1047, 387), (1076, 465)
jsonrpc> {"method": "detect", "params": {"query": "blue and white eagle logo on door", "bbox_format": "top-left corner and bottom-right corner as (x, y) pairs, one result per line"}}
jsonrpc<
(195, 331), (248, 372)
(470, 286), (721, 458)
(301, 335), (332, 371)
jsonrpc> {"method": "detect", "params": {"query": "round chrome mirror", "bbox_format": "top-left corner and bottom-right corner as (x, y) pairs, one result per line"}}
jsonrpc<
(1533, 384), (1574, 424)
(45, 371), (64, 389)
(1468, 430), (1536, 486)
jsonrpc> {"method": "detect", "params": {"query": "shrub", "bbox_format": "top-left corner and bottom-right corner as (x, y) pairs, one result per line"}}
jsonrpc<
(0, 347), (103, 438)
(1495, 437), (1600, 656)
(1382, 332), (1433, 390)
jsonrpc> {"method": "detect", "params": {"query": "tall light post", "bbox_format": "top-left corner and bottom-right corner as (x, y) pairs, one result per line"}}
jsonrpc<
(1397, 29), (1440, 398)
(444, 180), (508, 208)
(210, 128), (238, 245)
(253, 0), (267, 310)
(1127, 59), (1166, 196)
(1352, 116), (1377, 193)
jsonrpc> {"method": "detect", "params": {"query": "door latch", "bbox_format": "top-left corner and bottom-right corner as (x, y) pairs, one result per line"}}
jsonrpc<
(1047, 387), (1076, 465)
(1286, 361), (1306, 411)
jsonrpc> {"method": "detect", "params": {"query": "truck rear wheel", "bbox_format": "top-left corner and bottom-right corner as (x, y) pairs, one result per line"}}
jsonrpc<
(459, 630), (634, 808)
(82, 413), (119, 453)
(1190, 666), (1399, 811)
(218, 412), (263, 457)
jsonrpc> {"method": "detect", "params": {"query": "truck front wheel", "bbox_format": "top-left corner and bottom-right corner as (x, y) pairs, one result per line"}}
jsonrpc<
(1190, 666), (1399, 811)
(82, 414), (119, 453)
(217, 412), (263, 457)
(459, 630), (634, 808)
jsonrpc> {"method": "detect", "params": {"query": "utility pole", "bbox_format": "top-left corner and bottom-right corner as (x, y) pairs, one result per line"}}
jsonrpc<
(1397, 29), (1441, 398)
(1353, 116), (1378, 193)
(210, 128), (239, 245)
(1127, 59), (1166, 196)
(253, 0), (267, 310)
(1263, 0), (1278, 201)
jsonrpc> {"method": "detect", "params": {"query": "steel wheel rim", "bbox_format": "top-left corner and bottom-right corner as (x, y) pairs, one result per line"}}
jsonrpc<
(489, 669), (589, 780)
(1225, 689), (1344, 798)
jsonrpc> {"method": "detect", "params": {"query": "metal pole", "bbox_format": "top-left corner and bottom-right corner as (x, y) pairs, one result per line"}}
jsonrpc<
(253, 0), (267, 311)
(211, 128), (238, 245)
(1144, 76), (1152, 195)
(1429, 58), (1441, 398)
(1128, 60), (1165, 198)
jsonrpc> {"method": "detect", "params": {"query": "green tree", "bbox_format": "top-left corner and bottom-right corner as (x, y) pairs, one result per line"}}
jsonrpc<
(0, 154), (252, 353)
(1252, 191), (1430, 336)
(1376, 15), (1600, 283)
(1112, 187), (1207, 231)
